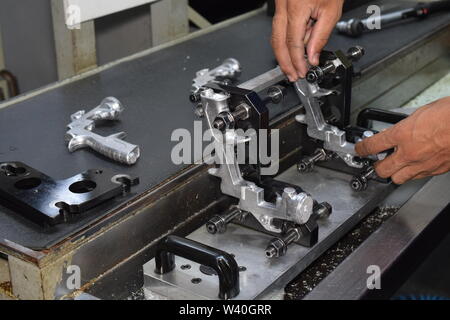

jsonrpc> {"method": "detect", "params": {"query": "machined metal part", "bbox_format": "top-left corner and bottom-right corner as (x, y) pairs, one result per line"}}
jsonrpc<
(265, 228), (301, 259)
(297, 148), (329, 173)
(313, 201), (333, 220)
(294, 47), (378, 170)
(208, 165), (314, 234)
(143, 165), (395, 300)
(350, 166), (376, 192)
(206, 206), (243, 234)
(266, 85), (286, 104)
(294, 79), (363, 168)
(0, 7), (447, 301)
(306, 46), (365, 83)
(0, 162), (139, 226)
(201, 88), (315, 234)
(212, 103), (251, 132)
(190, 58), (242, 103)
(66, 97), (141, 165)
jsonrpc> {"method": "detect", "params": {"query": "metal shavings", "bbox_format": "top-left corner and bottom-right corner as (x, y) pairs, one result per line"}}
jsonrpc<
(285, 206), (400, 300)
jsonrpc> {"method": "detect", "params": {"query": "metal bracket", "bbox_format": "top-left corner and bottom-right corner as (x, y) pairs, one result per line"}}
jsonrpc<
(190, 58), (241, 104)
(201, 87), (315, 234)
(0, 162), (139, 226)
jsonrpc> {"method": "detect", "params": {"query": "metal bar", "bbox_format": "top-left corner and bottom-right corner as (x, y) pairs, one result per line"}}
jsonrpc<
(143, 166), (395, 300)
(188, 6), (212, 29)
(239, 67), (285, 92)
(305, 173), (450, 300)
(51, 0), (98, 80)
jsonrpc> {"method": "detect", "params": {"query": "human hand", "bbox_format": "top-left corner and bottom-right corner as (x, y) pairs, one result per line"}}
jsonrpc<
(271, 0), (344, 82)
(355, 97), (450, 184)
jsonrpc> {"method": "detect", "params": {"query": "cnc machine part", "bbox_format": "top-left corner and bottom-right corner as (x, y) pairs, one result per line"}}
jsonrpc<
(0, 162), (139, 226)
(66, 97), (141, 165)
(202, 86), (317, 235)
(206, 207), (243, 234)
(190, 58), (242, 103)
(295, 47), (368, 169)
(154, 235), (240, 300)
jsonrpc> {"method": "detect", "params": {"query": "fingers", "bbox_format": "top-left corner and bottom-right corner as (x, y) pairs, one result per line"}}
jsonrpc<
(304, 20), (314, 45)
(374, 152), (407, 179)
(383, 156), (450, 184)
(307, 11), (339, 66)
(391, 165), (424, 185)
(413, 162), (450, 181)
(271, 0), (298, 81)
(355, 127), (397, 157)
(286, 1), (311, 78)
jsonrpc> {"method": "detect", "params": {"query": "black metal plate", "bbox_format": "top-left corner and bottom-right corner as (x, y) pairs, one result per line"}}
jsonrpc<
(0, 162), (139, 227)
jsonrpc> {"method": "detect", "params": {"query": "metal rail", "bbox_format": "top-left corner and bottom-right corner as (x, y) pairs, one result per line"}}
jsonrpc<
(305, 173), (450, 300)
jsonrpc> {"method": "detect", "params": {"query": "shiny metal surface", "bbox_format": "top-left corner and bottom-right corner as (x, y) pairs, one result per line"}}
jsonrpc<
(239, 67), (286, 92)
(200, 87), (315, 234)
(66, 97), (141, 165)
(191, 58), (241, 97)
(143, 166), (394, 300)
(294, 79), (363, 169)
(1, 7), (448, 300)
(305, 173), (450, 300)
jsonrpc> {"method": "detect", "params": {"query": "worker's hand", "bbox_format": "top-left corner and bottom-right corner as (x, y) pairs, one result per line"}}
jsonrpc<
(356, 97), (450, 185)
(271, 0), (344, 82)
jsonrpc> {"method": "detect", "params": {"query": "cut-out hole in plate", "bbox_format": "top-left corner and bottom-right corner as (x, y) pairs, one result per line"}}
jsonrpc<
(2, 164), (27, 177)
(69, 180), (97, 194)
(15, 177), (42, 190)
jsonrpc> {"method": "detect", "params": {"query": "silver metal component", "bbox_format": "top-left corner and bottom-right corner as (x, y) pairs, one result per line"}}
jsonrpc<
(267, 85), (285, 104)
(347, 46), (365, 62)
(350, 166), (376, 192)
(294, 79), (363, 169)
(298, 148), (328, 173)
(191, 58), (241, 101)
(65, 97), (140, 165)
(314, 202), (332, 220)
(363, 130), (374, 139)
(143, 165), (395, 300)
(201, 89), (314, 234)
(265, 228), (301, 259)
(239, 66), (286, 92)
(206, 207), (242, 234)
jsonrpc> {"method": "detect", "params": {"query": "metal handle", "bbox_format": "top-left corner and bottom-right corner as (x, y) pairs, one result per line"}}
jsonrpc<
(154, 235), (240, 300)
(85, 133), (140, 165)
(357, 108), (408, 129)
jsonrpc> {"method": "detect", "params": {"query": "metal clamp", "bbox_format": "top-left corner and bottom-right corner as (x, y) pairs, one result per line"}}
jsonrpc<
(190, 58), (241, 104)
(65, 97), (140, 165)
(202, 88), (315, 234)
(294, 47), (368, 169)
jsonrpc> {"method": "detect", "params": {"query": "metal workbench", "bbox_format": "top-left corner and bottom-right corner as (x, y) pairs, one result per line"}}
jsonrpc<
(0, 1), (450, 300)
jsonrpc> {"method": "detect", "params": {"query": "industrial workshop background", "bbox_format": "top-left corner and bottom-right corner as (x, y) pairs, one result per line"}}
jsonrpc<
(0, 0), (373, 102)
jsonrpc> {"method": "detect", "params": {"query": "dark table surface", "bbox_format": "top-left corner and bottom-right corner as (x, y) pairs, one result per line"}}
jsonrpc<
(1, 2), (449, 250)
